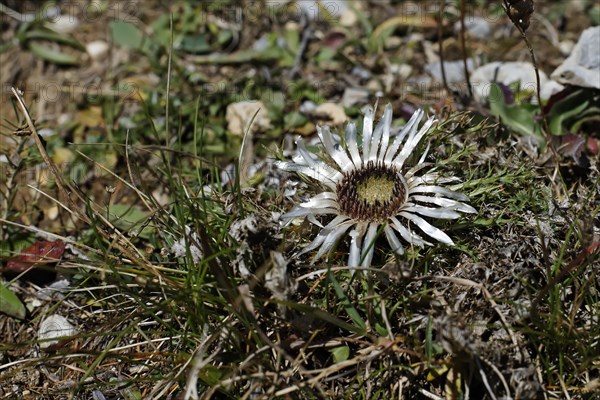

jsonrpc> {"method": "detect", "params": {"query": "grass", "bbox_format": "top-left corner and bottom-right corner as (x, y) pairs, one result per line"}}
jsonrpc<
(5, 92), (596, 399)
(1, 1), (599, 399)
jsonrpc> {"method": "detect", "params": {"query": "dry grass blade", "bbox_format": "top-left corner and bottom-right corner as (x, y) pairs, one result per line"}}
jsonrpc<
(10, 87), (171, 285)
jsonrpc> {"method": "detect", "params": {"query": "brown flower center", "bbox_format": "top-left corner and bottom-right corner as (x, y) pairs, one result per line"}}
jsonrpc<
(336, 161), (408, 222)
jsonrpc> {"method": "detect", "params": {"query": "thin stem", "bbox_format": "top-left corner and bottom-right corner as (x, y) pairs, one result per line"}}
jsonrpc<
(502, 0), (551, 139)
(165, 14), (173, 149)
(437, 0), (450, 96)
(459, 0), (473, 99)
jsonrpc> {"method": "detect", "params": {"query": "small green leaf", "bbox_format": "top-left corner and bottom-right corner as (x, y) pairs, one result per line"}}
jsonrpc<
(280, 301), (367, 335)
(571, 107), (600, 132)
(0, 281), (26, 319)
(216, 30), (233, 47)
(108, 204), (154, 239)
(374, 322), (388, 337)
(283, 29), (300, 53)
(25, 29), (85, 50)
(109, 204), (148, 224)
(329, 272), (367, 332)
(109, 376), (142, 400)
(316, 47), (337, 63)
(488, 83), (540, 138)
(330, 345), (350, 363)
(549, 100), (588, 135)
(284, 112), (308, 129)
(547, 89), (594, 135)
(120, 385), (143, 400)
(191, 46), (285, 65)
(199, 365), (223, 386)
(181, 34), (211, 54)
(590, 5), (600, 26)
(109, 20), (145, 50)
(28, 42), (80, 65)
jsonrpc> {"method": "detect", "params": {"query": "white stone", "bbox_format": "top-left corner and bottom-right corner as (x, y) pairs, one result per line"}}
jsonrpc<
(48, 15), (80, 34)
(226, 101), (271, 136)
(86, 40), (109, 61)
(558, 40), (575, 57)
(454, 17), (492, 39)
(314, 102), (347, 126)
(342, 88), (370, 108)
(299, 100), (317, 114)
(339, 8), (357, 26)
(552, 26), (600, 89)
(38, 315), (77, 349)
(394, 64), (413, 80)
(470, 61), (564, 102)
(425, 59), (476, 85)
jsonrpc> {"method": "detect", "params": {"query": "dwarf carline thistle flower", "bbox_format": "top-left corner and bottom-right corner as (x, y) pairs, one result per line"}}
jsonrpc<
(276, 104), (476, 268)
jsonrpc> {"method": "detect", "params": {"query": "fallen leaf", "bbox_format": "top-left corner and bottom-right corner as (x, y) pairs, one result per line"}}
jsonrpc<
(6, 240), (66, 274)
(554, 133), (586, 159)
(51, 147), (75, 166)
(314, 103), (347, 126)
(587, 137), (599, 155)
(322, 31), (347, 50)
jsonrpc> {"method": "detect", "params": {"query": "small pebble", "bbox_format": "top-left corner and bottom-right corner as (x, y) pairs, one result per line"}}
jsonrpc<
(38, 315), (77, 349)
(86, 40), (109, 61)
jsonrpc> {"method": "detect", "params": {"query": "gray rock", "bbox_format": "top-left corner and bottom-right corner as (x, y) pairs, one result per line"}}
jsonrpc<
(551, 26), (600, 89)
(454, 17), (492, 39)
(425, 59), (475, 84)
(470, 61), (563, 102)
(342, 87), (370, 107)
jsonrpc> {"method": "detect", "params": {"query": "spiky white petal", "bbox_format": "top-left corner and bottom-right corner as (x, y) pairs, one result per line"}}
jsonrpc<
(348, 224), (366, 267)
(411, 195), (477, 213)
(368, 104), (392, 161)
(296, 139), (343, 183)
(399, 212), (454, 245)
(378, 104), (392, 159)
(393, 117), (436, 168)
(384, 225), (404, 255)
(345, 122), (362, 168)
(403, 204), (462, 219)
(361, 106), (374, 161)
(384, 109), (423, 164)
(314, 220), (355, 261)
(411, 173), (461, 184)
(282, 206), (338, 221)
(298, 215), (350, 256)
(390, 216), (430, 248)
(275, 161), (339, 190)
(299, 192), (339, 209)
(408, 185), (470, 201)
(360, 223), (379, 267)
(318, 125), (354, 172)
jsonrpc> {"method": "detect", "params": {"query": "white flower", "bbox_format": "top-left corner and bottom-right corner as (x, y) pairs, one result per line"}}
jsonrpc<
(276, 104), (476, 269)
